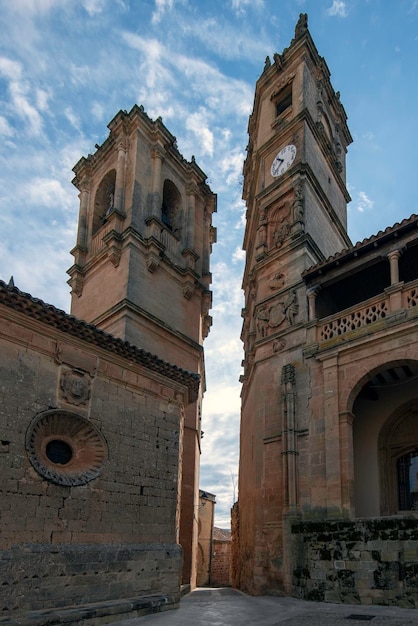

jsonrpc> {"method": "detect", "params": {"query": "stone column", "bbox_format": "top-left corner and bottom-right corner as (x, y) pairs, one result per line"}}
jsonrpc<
(76, 182), (89, 251)
(114, 142), (126, 213)
(339, 410), (355, 516)
(322, 354), (343, 515)
(151, 146), (164, 216)
(186, 183), (197, 251)
(385, 249), (403, 312)
(388, 249), (401, 285)
(281, 364), (298, 513)
(307, 287), (319, 321)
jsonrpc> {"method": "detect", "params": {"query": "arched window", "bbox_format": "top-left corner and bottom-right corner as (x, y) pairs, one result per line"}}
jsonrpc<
(379, 401), (418, 515)
(92, 169), (116, 235)
(161, 179), (181, 233)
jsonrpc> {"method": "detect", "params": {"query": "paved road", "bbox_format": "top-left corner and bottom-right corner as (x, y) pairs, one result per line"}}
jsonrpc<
(109, 588), (418, 626)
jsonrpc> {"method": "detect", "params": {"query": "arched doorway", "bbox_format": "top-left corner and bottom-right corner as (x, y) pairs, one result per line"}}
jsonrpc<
(352, 362), (418, 517)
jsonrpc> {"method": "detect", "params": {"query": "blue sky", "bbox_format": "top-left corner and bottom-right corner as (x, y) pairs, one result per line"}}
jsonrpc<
(0, 0), (417, 527)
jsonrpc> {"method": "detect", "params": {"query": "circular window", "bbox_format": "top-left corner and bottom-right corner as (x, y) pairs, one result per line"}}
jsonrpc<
(45, 439), (73, 465)
(26, 410), (108, 486)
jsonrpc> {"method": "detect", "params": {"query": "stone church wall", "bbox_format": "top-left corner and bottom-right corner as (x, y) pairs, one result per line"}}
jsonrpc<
(292, 518), (418, 607)
(0, 282), (196, 622)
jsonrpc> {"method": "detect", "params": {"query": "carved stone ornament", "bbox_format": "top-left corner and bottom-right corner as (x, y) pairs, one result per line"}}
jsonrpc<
(293, 184), (304, 222)
(256, 291), (299, 337)
(25, 410), (108, 486)
(273, 338), (286, 353)
(61, 370), (90, 406)
(273, 216), (291, 248)
(270, 272), (286, 290)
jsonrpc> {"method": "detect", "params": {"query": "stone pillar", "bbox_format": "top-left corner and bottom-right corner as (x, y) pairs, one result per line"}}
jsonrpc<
(388, 249), (401, 285)
(385, 250), (403, 312)
(281, 364), (298, 513)
(339, 410), (355, 516)
(307, 287), (319, 321)
(114, 142), (126, 213)
(76, 182), (89, 251)
(322, 354), (343, 515)
(151, 146), (164, 216)
(186, 183), (197, 251)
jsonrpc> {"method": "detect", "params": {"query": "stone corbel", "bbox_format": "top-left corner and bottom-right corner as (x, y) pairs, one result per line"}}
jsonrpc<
(201, 291), (212, 317)
(103, 231), (122, 267)
(146, 252), (160, 273)
(67, 268), (84, 297)
(69, 243), (87, 269)
(182, 248), (199, 271)
(202, 314), (212, 339)
(183, 280), (195, 300)
(145, 237), (164, 273)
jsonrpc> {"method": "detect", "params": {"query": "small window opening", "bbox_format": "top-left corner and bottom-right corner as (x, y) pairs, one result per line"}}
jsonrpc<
(45, 440), (73, 465)
(275, 84), (292, 117)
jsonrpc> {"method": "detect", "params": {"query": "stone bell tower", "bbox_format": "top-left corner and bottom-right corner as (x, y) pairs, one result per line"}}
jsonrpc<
(237, 14), (352, 594)
(68, 105), (217, 587)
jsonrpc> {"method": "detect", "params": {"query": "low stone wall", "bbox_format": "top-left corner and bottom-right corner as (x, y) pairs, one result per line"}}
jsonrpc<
(291, 518), (418, 608)
(0, 543), (182, 622)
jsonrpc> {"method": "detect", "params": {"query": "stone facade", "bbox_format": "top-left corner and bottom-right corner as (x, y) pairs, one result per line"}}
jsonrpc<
(0, 273), (196, 623)
(235, 14), (418, 608)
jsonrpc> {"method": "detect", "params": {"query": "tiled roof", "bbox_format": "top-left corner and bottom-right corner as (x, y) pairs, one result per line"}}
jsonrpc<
(213, 527), (231, 542)
(0, 280), (200, 400)
(303, 213), (418, 279)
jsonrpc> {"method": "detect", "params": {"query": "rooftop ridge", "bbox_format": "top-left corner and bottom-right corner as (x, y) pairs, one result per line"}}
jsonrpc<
(303, 213), (418, 278)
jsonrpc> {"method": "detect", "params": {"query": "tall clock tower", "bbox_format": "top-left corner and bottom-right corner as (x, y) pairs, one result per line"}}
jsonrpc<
(237, 14), (352, 594)
(68, 105), (216, 587)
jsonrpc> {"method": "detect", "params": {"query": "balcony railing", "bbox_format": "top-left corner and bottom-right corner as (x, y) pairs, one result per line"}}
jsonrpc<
(316, 279), (418, 343)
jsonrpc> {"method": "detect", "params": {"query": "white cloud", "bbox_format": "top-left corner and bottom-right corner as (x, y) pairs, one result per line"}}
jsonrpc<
(36, 88), (51, 112)
(23, 177), (75, 211)
(64, 106), (82, 132)
(0, 57), (44, 135)
(327, 1), (348, 17)
(82, 0), (107, 16)
(0, 116), (14, 137)
(232, 246), (245, 263)
(9, 80), (43, 135)
(152, 0), (175, 24)
(186, 109), (214, 156)
(356, 190), (374, 213)
(91, 101), (105, 121)
(6, 0), (57, 16)
(231, 0), (264, 15)
(0, 56), (22, 81)
(182, 16), (272, 64)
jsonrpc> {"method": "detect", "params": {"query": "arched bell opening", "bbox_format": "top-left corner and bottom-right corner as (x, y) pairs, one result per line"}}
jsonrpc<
(92, 169), (116, 235)
(161, 179), (181, 234)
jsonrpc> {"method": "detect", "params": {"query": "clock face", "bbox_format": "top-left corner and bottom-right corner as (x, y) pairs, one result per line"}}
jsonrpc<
(271, 144), (297, 177)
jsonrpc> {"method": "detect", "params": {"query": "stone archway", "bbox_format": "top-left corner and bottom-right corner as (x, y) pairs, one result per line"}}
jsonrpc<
(351, 362), (418, 517)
